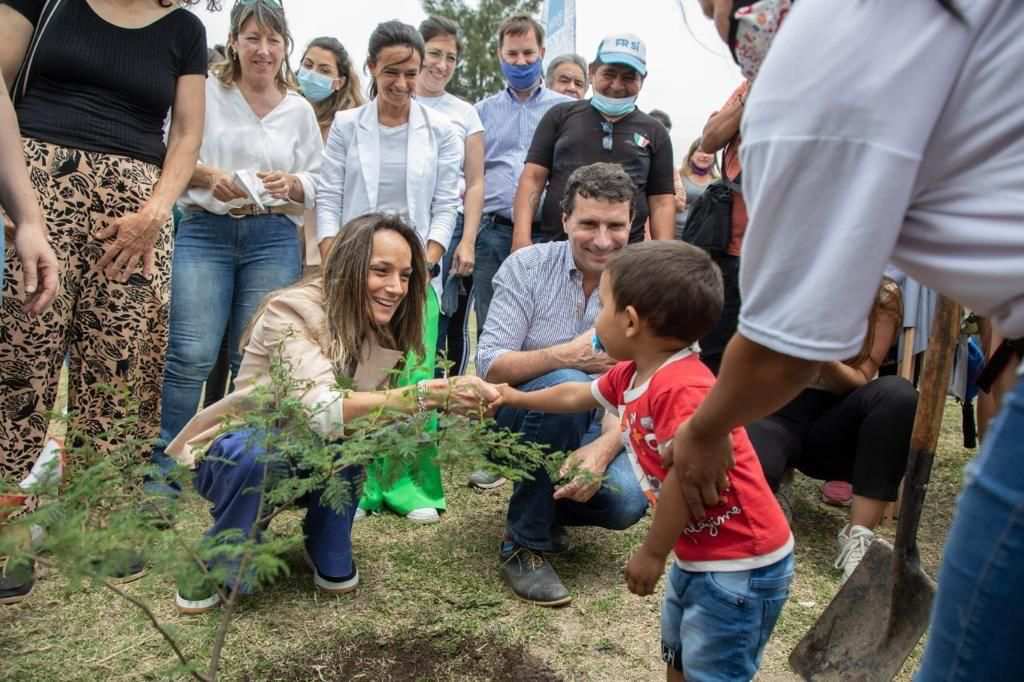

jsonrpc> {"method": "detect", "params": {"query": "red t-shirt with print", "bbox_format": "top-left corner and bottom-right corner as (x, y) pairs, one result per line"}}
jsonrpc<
(592, 350), (792, 571)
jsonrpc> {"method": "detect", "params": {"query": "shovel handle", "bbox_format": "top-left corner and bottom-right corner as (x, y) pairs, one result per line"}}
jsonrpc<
(894, 296), (961, 561)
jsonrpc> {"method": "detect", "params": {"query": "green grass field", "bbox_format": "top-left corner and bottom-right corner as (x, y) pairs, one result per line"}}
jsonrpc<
(1, 392), (972, 681)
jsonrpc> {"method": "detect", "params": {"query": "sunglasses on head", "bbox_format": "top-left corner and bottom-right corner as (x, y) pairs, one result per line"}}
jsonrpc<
(236, 0), (282, 8)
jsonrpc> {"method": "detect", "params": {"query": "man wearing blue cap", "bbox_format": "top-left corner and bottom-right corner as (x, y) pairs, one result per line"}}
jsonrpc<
(511, 33), (676, 250)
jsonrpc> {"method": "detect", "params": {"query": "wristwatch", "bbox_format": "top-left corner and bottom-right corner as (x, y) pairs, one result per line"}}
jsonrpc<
(427, 261), (441, 278)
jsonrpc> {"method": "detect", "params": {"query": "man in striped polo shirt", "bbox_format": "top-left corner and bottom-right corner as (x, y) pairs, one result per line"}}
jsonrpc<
(476, 163), (648, 607)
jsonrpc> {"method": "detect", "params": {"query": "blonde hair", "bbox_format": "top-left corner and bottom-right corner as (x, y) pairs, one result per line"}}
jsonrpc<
(212, 1), (295, 92)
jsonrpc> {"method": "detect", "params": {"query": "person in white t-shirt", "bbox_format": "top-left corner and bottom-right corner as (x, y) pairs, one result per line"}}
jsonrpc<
(680, 2), (1024, 679)
(416, 15), (485, 377)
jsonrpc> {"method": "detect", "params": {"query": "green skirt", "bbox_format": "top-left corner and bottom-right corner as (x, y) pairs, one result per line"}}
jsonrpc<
(359, 286), (445, 516)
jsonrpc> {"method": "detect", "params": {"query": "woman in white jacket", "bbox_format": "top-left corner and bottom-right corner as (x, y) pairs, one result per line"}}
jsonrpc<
(315, 20), (462, 524)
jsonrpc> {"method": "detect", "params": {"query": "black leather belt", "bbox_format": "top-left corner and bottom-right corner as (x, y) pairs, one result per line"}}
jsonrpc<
(490, 213), (541, 230)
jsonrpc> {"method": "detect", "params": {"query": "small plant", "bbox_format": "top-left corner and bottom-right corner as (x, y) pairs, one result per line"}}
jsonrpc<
(0, 348), (584, 681)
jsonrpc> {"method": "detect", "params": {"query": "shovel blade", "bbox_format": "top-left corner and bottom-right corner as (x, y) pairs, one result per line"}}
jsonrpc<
(789, 539), (936, 681)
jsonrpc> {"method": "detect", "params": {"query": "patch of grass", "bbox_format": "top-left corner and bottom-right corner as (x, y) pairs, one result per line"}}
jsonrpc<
(4, 396), (975, 681)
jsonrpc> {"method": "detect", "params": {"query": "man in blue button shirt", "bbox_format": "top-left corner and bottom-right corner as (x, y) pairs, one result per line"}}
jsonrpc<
(473, 15), (570, 332)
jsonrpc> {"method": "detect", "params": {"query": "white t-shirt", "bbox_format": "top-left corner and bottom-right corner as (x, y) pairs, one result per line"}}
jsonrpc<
(417, 91), (484, 202)
(738, 0), (1024, 361)
(181, 79), (323, 226)
(377, 123), (409, 220)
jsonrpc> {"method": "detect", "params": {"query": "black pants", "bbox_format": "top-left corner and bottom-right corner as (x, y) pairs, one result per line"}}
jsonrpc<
(699, 253), (739, 376)
(746, 376), (918, 501)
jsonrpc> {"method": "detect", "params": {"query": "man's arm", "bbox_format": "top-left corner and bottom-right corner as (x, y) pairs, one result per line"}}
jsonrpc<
(484, 329), (615, 385)
(670, 334), (819, 520)
(511, 162), (548, 252)
(648, 194), (677, 240)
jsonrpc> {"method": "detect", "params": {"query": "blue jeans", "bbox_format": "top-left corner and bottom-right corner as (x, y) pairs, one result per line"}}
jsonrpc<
(437, 213), (472, 376)
(917, 374), (1024, 682)
(150, 212), (301, 490)
(500, 368), (648, 551)
(472, 215), (550, 334)
(194, 429), (361, 587)
(661, 553), (794, 681)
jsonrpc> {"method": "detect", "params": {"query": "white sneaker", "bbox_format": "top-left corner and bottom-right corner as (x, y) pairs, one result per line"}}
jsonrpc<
(353, 508), (367, 522)
(405, 507), (440, 524)
(835, 524), (875, 583)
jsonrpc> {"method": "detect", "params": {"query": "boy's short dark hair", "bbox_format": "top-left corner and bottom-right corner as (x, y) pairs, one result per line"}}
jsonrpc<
(497, 14), (545, 49)
(606, 241), (723, 344)
(560, 162), (636, 219)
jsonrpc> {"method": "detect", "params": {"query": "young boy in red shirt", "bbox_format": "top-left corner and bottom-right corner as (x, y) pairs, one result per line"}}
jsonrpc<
(497, 240), (794, 681)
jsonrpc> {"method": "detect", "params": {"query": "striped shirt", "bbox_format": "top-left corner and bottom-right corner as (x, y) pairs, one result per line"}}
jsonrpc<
(475, 85), (571, 218)
(476, 240), (599, 379)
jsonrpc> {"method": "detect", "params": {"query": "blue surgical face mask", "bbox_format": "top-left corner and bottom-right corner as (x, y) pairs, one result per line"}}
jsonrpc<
(500, 59), (543, 91)
(297, 67), (336, 103)
(592, 332), (607, 354)
(591, 92), (637, 118)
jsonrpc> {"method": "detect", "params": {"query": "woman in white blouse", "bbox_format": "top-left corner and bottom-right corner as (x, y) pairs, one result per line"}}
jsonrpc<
(316, 20), (462, 524)
(150, 0), (322, 485)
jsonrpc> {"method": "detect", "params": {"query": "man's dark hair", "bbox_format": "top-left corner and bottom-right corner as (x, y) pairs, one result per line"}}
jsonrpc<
(419, 15), (464, 58)
(648, 108), (672, 131)
(606, 241), (723, 344)
(497, 14), (545, 49)
(560, 162), (636, 218)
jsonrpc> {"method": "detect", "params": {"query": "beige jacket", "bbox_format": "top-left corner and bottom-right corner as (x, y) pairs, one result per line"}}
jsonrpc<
(166, 281), (404, 468)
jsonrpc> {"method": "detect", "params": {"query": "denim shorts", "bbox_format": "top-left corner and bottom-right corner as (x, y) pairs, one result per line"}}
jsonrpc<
(661, 552), (795, 681)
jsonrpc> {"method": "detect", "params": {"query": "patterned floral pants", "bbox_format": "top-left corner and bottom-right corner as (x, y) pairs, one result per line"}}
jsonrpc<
(0, 139), (173, 485)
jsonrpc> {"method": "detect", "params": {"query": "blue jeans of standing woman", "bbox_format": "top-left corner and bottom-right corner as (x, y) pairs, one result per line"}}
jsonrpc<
(916, 373), (1024, 681)
(149, 212), (301, 490)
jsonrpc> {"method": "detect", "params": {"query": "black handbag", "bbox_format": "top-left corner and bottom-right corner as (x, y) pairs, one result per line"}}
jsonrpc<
(680, 152), (741, 254)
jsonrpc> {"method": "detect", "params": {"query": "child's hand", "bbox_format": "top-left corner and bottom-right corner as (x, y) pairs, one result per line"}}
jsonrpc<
(624, 545), (666, 596)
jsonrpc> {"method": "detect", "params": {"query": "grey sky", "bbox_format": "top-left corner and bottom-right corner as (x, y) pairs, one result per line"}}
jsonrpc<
(192, 1), (744, 163)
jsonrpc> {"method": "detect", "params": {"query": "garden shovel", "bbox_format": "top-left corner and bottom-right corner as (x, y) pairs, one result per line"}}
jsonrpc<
(789, 296), (961, 681)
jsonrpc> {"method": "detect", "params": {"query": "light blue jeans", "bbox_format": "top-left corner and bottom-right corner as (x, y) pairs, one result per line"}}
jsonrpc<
(917, 374), (1024, 681)
(148, 211), (301, 491)
(661, 553), (794, 681)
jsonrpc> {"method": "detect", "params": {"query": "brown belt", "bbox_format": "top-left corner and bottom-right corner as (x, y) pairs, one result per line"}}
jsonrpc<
(227, 203), (304, 218)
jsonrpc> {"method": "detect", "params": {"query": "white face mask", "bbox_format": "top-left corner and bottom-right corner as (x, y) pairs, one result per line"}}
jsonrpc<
(730, 0), (793, 81)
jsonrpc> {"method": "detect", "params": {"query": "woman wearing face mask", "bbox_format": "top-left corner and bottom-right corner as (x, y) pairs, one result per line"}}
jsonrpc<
(149, 0), (323, 494)
(316, 20), (462, 524)
(295, 36), (363, 271)
(415, 15), (485, 378)
(167, 214), (500, 613)
(672, 2), (1024, 679)
(674, 137), (720, 239)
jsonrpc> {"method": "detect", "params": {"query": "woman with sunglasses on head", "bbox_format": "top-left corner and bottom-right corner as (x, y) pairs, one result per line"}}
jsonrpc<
(294, 36), (363, 272)
(0, 0), (208, 603)
(316, 20), (462, 524)
(415, 15), (485, 379)
(148, 0), (323, 497)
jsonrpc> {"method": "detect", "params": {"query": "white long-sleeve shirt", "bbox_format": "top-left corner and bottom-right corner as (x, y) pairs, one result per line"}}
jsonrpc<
(180, 79), (323, 225)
